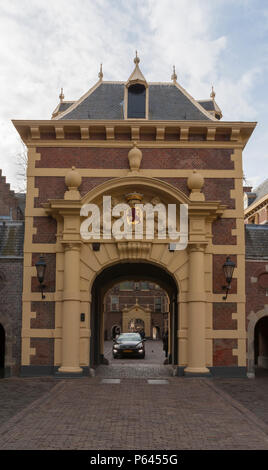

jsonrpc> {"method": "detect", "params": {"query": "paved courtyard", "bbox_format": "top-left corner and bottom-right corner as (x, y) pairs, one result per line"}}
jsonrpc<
(97, 340), (173, 377)
(0, 373), (268, 450)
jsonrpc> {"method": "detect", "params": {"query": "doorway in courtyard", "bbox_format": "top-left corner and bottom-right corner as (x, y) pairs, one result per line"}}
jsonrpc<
(90, 262), (178, 375)
(254, 316), (268, 375)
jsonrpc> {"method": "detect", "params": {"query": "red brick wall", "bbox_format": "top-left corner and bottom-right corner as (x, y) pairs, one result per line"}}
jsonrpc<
(212, 219), (236, 245)
(30, 338), (54, 365)
(213, 303), (237, 329)
(33, 217), (57, 244)
(0, 259), (23, 374)
(36, 147), (234, 170)
(0, 170), (23, 220)
(30, 302), (55, 329)
(213, 255), (237, 294)
(34, 176), (112, 208)
(213, 339), (238, 366)
(246, 260), (268, 328)
(158, 178), (234, 208)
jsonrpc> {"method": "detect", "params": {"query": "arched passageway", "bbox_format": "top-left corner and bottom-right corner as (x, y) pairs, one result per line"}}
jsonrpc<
(254, 316), (268, 371)
(0, 324), (5, 378)
(90, 262), (178, 369)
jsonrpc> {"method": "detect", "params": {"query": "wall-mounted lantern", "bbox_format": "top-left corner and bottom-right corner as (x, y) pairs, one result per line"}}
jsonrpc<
(35, 255), (46, 299)
(222, 256), (235, 300)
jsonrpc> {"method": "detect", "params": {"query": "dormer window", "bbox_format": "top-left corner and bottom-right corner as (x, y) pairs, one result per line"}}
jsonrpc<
(125, 52), (148, 120)
(127, 84), (146, 118)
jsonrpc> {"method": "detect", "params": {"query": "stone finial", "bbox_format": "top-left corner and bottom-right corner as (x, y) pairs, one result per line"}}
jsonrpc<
(210, 85), (216, 100)
(171, 65), (177, 83)
(98, 63), (103, 81)
(64, 166), (82, 200)
(59, 88), (64, 102)
(134, 50), (140, 65)
(187, 170), (205, 201)
(127, 141), (142, 175)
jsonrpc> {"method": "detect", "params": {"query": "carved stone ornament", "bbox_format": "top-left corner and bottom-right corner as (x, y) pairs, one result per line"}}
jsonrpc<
(187, 170), (205, 201)
(127, 142), (142, 175)
(64, 166), (82, 200)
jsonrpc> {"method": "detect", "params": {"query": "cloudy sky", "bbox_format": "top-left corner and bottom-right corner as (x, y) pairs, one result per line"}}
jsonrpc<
(0, 0), (267, 190)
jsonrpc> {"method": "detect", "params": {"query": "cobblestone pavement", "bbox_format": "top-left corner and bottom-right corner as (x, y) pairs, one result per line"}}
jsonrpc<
(0, 376), (268, 450)
(0, 377), (58, 424)
(213, 370), (268, 427)
(97, 340), (173, 377)
(104, 340), (167, 365)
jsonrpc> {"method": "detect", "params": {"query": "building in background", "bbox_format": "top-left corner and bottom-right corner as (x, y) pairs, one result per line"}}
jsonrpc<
(0, 170), (25, 377)
(245, 224), (268, 377)
(244, 179), (268, 225)
(104, 281), (169, 340)
(11, 54), (257, 377)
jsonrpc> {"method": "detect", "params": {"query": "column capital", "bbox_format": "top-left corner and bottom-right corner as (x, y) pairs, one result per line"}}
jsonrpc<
(62, 242), (81, 252)
(188, 242), (206, 253)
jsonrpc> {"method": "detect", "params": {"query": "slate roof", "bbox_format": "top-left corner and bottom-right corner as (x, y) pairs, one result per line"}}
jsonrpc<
(198, 100), (216, 112)
(56, 82), (214, 121)
(245, 224), (268, 260)
(59, 102), (75, 113)
(0, 221), (24, 258)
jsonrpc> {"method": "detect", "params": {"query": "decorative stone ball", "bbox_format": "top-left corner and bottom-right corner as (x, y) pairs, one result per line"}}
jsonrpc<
(187, 170), (204, 191)
(65, 166), (82, 189)
(128, 142), (142, 171)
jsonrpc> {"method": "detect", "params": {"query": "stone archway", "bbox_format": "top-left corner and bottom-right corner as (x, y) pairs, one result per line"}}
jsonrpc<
(247, 305), (268, 377)
(46, 172), (224, 377)
(111, 325), (121, 340)
(90, 261), (178, 368)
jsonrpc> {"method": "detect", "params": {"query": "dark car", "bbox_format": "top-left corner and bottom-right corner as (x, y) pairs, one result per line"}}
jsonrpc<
(113, 333), (145, 359)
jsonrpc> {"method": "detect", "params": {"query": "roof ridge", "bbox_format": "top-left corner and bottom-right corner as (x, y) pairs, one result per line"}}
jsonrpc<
(53, 79), (103, 120)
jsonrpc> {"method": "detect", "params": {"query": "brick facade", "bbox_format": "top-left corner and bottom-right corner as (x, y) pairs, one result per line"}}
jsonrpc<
(104, 282), (168, 339)
(246, 260), (268, 329)
(30, 145), (241, 373)
(0, 171), (24, 377)
(0, 259), (23, 375)
(213, 339), (238, 366)
(36, 147), (235, 170)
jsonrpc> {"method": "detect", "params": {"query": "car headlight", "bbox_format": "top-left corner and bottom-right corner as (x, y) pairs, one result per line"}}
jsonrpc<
(113, 344), (119, 349)
(137, 344), (143, 349)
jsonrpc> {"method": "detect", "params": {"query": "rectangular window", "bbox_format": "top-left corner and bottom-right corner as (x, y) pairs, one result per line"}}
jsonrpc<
(127, 84), (146, 118)
(140, 281), (149, 291)
(154, 297), (162, 312)
(119, 281), (134, 291)
(111, 296), (119, 311)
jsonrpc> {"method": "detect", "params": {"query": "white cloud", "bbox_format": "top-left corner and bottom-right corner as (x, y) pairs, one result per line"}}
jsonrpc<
(0, 0), (266, 190)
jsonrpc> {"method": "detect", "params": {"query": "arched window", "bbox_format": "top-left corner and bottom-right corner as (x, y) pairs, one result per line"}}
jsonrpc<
(127, 84), (146, 118)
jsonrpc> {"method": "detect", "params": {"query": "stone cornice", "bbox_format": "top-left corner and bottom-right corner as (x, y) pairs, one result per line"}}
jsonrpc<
(244, 194), (268, 218)
(12, 119), (256, 149)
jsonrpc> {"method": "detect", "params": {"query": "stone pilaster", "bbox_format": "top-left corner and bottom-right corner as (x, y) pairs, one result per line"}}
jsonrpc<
(184, 244), (210, 376)
(58, 242), (82, 374)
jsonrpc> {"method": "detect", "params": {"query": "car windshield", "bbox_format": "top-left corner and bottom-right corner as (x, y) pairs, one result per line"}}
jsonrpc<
(117, 333), (141, 342)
